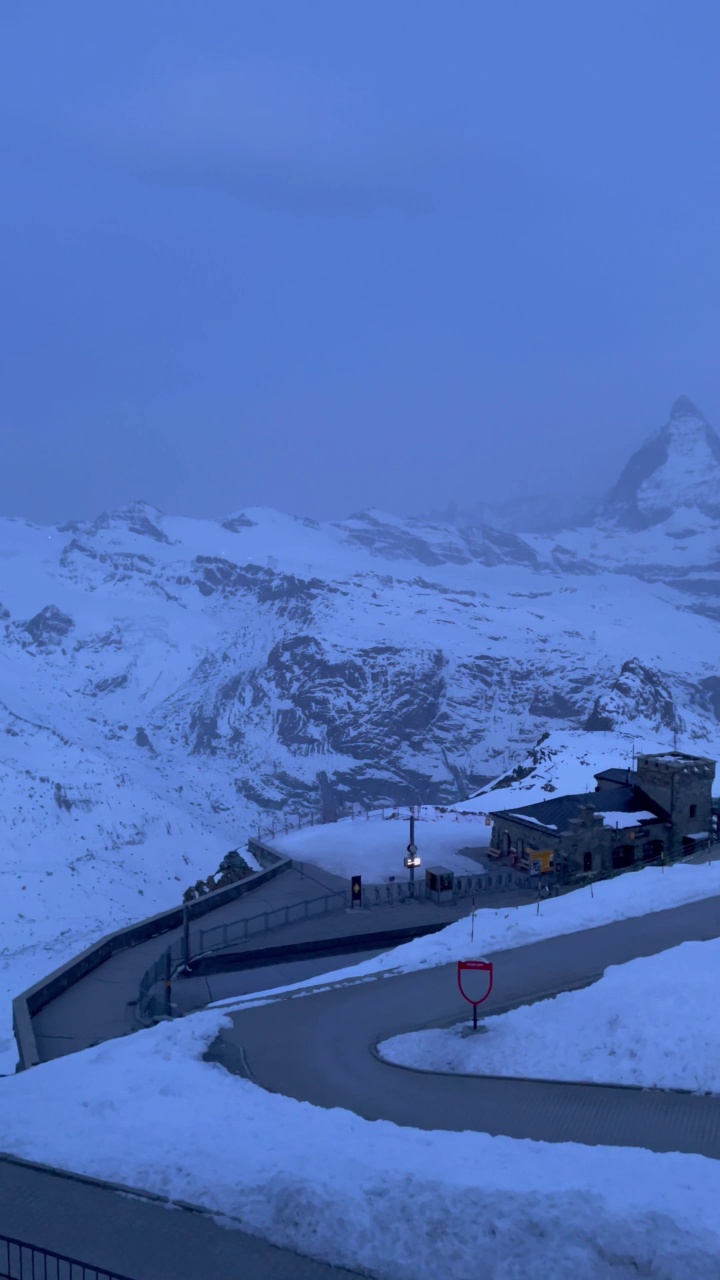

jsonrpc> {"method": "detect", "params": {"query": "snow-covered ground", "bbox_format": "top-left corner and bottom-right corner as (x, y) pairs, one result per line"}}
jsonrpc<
(272, 805), (490, 880)
(3, 859), (720, 1275)
(380, 938), (720, 1093)
(1, 480), (720, 1078)
(1, 1008), (719, 1280)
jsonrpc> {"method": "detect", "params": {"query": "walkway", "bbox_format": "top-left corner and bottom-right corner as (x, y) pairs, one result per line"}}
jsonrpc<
(31, 861), (517, 1061)
(30, 861), (349, 1061)
(0, 1155), (362, 1280)
(214, 893), (720, 1157)
(14, 866), (720, 1277)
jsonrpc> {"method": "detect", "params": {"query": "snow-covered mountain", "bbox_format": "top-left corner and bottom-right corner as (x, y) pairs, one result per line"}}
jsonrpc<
(599, 396), (720, 529)
(2, 396), (720, 1068)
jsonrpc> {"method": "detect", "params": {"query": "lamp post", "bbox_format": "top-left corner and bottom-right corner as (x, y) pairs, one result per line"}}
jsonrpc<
(404, 809), (421, 882)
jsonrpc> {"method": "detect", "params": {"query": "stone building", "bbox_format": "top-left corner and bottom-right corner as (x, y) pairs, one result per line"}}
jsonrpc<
(487, 750), (716, 882)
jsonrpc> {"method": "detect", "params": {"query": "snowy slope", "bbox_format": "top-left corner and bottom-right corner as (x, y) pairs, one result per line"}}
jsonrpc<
(2, 401), (720, 1065)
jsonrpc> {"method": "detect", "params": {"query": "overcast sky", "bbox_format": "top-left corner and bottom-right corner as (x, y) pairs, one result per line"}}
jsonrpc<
(1, 2), (718, 525)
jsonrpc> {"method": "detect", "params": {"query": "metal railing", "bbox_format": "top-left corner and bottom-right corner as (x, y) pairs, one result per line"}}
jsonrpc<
(136, 888), (353, 1020)
(0, 1233), (135, 1280)
(362, 869), (523, 905)
(196, 888), (350, 955)
(136, 867), (528, 1022)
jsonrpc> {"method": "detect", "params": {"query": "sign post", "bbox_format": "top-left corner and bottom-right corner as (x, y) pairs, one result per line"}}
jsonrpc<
(351, 874), (362, 908)
(457, 959), (494, 1031)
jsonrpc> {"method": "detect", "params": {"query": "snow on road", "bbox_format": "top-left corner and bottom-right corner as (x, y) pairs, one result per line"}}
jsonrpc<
(1, 1009), (720, 1280)
(380, 938), (720, 1092)
(272, 805), (490, 881)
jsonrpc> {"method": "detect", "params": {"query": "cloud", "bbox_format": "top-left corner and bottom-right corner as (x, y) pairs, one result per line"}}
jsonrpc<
(81, 58), (516, 219)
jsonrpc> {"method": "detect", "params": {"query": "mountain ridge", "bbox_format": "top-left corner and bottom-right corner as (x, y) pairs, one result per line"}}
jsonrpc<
(1, 397), (720, 1067)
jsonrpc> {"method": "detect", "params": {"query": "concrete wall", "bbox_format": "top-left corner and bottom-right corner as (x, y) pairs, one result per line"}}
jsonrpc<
(246, 837), (290, 869)
(12, 855), (292, 1071)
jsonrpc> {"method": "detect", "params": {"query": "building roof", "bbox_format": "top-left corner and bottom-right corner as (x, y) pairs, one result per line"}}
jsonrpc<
(639, 750), (715, 766)
(594, 767), (637, 787)
(489, 784), (669, 835)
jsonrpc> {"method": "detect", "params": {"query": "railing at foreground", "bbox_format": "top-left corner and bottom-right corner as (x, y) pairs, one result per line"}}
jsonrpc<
(0, 1232), (135, 1280)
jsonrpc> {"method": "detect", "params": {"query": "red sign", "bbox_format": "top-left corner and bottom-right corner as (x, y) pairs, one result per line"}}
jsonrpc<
(457, 959), (494, 1007)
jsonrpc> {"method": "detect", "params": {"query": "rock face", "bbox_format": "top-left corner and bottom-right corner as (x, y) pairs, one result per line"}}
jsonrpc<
(599, 396), (720, 529)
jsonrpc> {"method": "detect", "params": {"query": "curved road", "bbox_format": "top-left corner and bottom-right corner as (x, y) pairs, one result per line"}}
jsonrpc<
(4, 892), (720, 1277)
(215, 893), (720, 1158)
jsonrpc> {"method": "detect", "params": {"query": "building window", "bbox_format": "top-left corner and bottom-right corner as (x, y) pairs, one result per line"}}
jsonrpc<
(690, 804), (697, 819)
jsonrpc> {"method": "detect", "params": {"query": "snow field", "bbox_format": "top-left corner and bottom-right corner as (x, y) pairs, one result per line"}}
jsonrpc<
(380, 938), (720, 1092)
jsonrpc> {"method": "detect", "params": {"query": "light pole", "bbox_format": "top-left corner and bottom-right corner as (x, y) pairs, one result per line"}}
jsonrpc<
(404, 809), (421, 882)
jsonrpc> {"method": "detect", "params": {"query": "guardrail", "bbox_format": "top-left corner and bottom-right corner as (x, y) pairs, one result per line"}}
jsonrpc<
(0, 1231), (135, 1280)
(196, 889), (350, 954)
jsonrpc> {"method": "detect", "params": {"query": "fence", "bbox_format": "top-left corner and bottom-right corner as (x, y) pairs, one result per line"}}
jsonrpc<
(0, 1233), (134, 1280)
(252, 802), (492, 844)
(196, 888), (350, 954)
(365, 870), (523, 906)
(136, 864), (528, 1022)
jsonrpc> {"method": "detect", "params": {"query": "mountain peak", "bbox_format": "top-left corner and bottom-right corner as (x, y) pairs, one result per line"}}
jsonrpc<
(669, 395), (707, 423)
(599, 397), (720, 529)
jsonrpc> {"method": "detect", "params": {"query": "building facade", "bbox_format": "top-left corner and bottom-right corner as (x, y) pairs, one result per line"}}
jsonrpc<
(487, 751), (716, 882)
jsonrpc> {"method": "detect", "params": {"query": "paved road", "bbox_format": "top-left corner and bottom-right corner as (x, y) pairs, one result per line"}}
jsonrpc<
(30, 862), (350, 1061)
(13, 877), (720, 1276)
(215, 894), (720, 1157)
(0, 1155), (362, 1280)
(31, 861), (511, 1061)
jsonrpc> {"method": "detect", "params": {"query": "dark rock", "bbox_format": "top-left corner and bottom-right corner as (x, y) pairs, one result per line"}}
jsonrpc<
(221, 512), (258, 531)
(23, 605), (74, 648)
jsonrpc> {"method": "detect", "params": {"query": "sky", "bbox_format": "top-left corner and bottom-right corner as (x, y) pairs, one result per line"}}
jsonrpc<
(1, 1), (719, 526)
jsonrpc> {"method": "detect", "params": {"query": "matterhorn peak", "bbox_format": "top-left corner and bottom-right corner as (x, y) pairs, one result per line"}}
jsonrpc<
(669, 394), (707, 423)
(598, 396), (720, 530)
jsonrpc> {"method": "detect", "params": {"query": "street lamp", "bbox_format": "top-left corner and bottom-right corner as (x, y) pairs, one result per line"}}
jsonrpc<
(405, 809), (422, 882)
(404, 852), (422, 881)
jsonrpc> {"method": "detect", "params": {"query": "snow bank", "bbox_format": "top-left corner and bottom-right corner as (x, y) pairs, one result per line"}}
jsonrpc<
(0, 1012), (719, 1279)
(381, 938), (720, 1092)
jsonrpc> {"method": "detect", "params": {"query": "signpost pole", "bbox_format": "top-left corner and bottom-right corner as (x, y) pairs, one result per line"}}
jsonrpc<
(457, 960), (494, 1034)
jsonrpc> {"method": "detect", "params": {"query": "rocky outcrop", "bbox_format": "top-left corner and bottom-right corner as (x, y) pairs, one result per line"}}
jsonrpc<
(584, 660), (678, 734)
(23, 605), (74, 649)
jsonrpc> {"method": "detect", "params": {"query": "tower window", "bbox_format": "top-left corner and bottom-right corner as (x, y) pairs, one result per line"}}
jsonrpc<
(690, 804), (697, 819)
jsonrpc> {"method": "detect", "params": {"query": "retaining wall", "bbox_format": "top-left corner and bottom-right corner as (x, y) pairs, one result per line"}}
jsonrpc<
(12, 855), (292, 1071)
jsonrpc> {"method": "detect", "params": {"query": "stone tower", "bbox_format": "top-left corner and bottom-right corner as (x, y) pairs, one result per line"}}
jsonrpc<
(635, 751), (715, 858)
